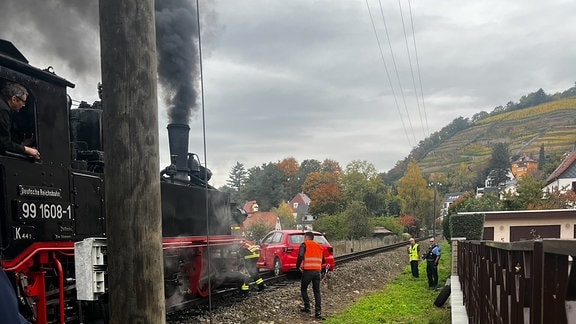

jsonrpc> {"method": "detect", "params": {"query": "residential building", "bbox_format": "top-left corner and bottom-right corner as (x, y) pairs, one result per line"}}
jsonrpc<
(289, 192), (315, 230)
(511, 154), (538, 179)
(544, 150), (576, 194)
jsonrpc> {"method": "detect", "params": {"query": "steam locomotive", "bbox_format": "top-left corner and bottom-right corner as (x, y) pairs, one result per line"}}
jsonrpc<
(0, 40), (251, 323)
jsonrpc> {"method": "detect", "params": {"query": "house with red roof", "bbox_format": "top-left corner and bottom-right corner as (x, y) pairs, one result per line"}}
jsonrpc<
(241, 200), (281, 231)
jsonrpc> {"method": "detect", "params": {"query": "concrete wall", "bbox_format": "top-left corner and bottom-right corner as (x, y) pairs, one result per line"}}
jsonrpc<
(331, 236), (401, 256)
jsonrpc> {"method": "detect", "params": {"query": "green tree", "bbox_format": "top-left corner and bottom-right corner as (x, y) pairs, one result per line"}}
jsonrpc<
(227, 161), (248, 190)
(505, 175), (543, 210)
(313, 213), (348, 240)
(486, 143), (511, 186)
(371, 216), (403, 235)
(244, 221), (274, 243)
(343, 201), (373, 239)
(538, 144), (545, 170)
(341, 160), (388, 216)
(240, 163), (287, 211)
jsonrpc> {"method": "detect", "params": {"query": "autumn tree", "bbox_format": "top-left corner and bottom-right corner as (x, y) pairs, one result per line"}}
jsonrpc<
(447, 163), (478, 192)
(295, 159), (322, 194)
(272, 201), (296, 230)
(321, 159), (342, 173)
(399, 215), (419, 236)
(302, 171), (343, 216)
(276, 157), (300, 198)
(397, 160), (432, 226)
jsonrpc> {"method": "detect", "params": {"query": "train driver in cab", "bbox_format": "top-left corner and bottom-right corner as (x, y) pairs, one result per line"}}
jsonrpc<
(0, 82), (40, 159)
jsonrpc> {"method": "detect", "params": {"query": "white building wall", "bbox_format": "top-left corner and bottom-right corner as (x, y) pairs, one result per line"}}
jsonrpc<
(486, 217), (575, 242)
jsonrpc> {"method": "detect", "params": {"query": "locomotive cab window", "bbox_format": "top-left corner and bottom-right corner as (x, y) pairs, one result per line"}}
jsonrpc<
(0, 79), (38, 158)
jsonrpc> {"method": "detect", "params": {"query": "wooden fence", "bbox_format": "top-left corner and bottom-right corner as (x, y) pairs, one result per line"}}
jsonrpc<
(457, 239), (576, 324)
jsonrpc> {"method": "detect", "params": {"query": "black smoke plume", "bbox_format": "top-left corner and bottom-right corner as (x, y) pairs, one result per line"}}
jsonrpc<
(155, 0), (200, 125)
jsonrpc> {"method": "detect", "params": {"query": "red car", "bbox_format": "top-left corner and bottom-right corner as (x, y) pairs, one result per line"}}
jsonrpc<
(256, 230), (335, 276)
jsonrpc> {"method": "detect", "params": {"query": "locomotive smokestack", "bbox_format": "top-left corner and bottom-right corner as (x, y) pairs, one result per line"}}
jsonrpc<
(167, 123), (190, 180)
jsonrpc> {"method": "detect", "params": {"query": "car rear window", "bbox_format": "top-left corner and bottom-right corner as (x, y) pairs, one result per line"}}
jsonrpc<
(288, 233), (329, 245)
(289, 234), (304, 244)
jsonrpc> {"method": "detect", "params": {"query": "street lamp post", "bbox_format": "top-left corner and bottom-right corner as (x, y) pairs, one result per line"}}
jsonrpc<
(432, 187), (436, 237)
(429, 182), (441, 238)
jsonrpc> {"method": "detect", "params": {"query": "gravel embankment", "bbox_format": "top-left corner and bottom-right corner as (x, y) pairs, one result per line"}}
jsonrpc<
(170, 247), (408, 323)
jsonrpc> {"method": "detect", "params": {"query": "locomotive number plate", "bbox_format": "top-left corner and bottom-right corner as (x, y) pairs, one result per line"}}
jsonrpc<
(16, 201), (73, 221)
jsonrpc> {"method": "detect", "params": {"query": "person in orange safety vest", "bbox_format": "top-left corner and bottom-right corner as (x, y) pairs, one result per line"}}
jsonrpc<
(295, 231), (325, 320)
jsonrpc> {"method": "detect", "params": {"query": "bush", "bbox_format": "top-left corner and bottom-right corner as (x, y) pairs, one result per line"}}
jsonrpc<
(449, 213), (484, 240)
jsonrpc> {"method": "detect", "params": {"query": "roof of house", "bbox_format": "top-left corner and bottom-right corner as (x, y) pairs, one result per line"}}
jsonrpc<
(291, 192), (311, 205)
(545, 151), (576, 184)
(242, 211), (278, 229)
(243, 200), (258, 213)
(443, 192), (465, 203)
(512, 154), (537, 165)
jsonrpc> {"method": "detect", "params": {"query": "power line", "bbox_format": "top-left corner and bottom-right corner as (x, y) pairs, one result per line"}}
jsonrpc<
(364, 0), (413, 147)
(397, 0), (426, 139)
(407, 0), (430, 136)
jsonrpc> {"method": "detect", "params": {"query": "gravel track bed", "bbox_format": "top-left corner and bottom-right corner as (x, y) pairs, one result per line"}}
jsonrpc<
(169, 247), (407, 323)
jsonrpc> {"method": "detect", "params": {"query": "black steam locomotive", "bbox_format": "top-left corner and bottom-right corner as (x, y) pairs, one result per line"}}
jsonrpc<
(0, 40), (250, 323)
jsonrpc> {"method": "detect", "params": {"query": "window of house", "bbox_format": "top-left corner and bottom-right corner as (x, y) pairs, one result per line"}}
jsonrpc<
(293, 202), (298, 209)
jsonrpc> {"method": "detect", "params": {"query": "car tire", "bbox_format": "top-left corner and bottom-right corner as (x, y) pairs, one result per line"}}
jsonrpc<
(273, 258), (282, 276)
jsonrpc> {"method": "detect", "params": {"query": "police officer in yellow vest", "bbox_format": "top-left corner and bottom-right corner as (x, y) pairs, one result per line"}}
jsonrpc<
(296, 231), (326, 320)
(239, 242), (265, 293)
(408, 237), (420, 278)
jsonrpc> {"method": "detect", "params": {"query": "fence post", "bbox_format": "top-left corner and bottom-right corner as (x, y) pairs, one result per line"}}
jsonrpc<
(531, 241), (543, 324)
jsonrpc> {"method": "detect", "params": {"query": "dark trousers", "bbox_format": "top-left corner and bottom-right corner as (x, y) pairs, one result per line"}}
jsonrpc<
(410, 260), (419, 278)
(426, 261), (438, 287)
(301, 270), (321, 315)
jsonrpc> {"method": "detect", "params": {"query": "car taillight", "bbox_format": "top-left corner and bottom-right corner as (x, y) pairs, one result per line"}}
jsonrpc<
(283, 247), (294, 253)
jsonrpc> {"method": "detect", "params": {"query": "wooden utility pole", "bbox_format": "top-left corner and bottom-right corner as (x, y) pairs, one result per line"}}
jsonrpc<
(99, 1), (165, 323)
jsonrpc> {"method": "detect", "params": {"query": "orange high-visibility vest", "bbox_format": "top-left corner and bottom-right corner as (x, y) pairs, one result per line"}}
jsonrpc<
(302, 240), (323, 271)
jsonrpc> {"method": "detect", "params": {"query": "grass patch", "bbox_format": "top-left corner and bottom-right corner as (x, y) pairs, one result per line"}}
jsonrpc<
(326, 241), (452, 324)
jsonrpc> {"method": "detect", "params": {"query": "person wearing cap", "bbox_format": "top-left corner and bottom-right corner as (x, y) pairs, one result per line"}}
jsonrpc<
(296, 231), (326, 320)
(407, 237), (420, 278)
(424, 238), (441, 289)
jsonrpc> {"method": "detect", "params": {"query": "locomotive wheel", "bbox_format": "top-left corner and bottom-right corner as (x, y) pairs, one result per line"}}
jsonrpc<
(273, 258), (282, 276)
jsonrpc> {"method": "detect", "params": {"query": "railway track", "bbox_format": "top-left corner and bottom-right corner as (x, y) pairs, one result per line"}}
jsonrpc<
(167, 237), (432, 317)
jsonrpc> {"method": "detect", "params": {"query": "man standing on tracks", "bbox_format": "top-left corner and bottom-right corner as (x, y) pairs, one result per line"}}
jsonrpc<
(296, 231), (326, 320)
(408, 238), (420, 278)
(424, 238), (441, 289)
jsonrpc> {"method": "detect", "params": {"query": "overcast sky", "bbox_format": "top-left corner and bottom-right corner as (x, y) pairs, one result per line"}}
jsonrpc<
(2, 0), (576, 187)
